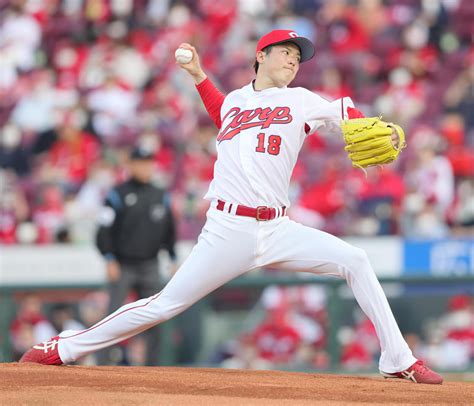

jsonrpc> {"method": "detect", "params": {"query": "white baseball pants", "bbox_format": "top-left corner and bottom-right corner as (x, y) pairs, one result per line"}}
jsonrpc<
(58, 204), (416, 373)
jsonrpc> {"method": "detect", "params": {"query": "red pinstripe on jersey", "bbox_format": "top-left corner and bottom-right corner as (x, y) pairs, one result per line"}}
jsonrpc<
(61, 290), (164, 339)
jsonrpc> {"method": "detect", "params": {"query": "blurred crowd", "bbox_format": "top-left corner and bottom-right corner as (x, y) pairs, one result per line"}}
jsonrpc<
(0, 0), (473, 245)
(10, 287), (474, 371)
(222, 287), (474, 372)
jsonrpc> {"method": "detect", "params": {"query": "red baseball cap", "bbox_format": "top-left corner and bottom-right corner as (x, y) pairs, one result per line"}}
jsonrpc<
(256, 30), (315, 63)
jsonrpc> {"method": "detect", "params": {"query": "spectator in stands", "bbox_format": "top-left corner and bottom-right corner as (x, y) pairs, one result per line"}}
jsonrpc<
(441, 114), (473, 179)
(251, 286), (328, 366)
(0, 1), (42, 73)
(444, 59), (474, 131)
(87, 75), (140, 145)
(289, 342), (331, 371)
(0, 122), (30, 176)
(10, 294), (54, 361)
(374, 67), (425, 128)
(401, 129), (454, 237)
(48, 303), (85, 336)
(32, 183), (67, 244)
(261, 285), (328, 349)
(0, 170), (29, 244)
(252, 304), (301, 365)
(417, 296), (472, 371)
(450, 178), (474, 234)
(65, 160), (116, 243)
(350, 166), (405, 236)
(77, 291), (108, 329)
(339, 327), (374, 370)
(10, 69), (57, 133)
(440, 295), (474, 365)
(44, 109), (100, 191)
(339, 310), (379, 370)
(220, 334), (272, 370)
(320, 1), (369, 54)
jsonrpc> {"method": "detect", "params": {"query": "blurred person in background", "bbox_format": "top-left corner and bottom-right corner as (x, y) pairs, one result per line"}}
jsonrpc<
(31, 183), (67, 244)
(444, 57), (474, 132)
(86, 75), (140, 145)
(76, 291), (109, 329)
(338, 309), (380, 371)
(47, 303), (91, 365)
(401, 294), (473, 372)
(10, 69), (57, 134)
(48, 303), (85, 336)
(220, 333), (272, 370)
(65, 160), (116, 243)
(95, 145), (177, 366)
(438, 113), (474, 235)
(9, 294), (54, 361)
(401, 129), (454, 238)
(252, 304), (302, 365)
(339, 326), (374, 370)
(44, 109), (100, 191)
(260, 284), (330, 370)
(349, 166), (405, 236)
(440, 113), (473, 179)
(438, 294), (474, 368)
(450, 178), (474, 235)
(260, 285), (328, 350)
(0, 169), (29, 244)
(0, 122), (31, 177)
(0, 0), (42, 74)
(374, 67), (425, 128)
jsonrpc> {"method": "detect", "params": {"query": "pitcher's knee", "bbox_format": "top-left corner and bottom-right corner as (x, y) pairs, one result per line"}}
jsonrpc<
(159, 304), (185, 321)
(344, 247), (372, 276)
(145, 295), (189, 323)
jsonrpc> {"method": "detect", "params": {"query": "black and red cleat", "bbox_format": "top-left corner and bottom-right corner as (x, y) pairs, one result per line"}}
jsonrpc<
(380, 360), (443, 384)
(19, 336), (63, 365)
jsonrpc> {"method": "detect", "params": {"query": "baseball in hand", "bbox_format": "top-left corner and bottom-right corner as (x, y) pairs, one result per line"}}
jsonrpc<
(175, 48), (193, 64)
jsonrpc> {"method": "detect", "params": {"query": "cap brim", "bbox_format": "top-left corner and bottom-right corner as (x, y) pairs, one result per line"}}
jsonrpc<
(271, 37), (315, 63)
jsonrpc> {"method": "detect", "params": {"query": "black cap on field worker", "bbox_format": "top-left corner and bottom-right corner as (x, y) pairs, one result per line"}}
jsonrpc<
(129, 146), (155, 160)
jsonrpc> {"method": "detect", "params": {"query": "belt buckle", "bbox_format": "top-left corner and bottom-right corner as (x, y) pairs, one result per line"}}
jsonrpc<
(256, 206), (269, 221)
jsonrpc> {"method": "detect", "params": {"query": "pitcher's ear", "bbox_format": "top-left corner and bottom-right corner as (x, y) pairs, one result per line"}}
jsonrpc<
(256, 50), (266, 64)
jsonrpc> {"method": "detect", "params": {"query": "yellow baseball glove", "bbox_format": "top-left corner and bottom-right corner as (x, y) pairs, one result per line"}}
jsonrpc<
(341, 117), (406, 168)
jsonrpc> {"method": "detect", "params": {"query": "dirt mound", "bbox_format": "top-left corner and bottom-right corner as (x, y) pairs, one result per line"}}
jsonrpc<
(1, 363), (472, 405)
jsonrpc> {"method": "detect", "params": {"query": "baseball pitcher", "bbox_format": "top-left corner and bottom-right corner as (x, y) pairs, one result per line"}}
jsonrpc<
(21, 30), (441, 384)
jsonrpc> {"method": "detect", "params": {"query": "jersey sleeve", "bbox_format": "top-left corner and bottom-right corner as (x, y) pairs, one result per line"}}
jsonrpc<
(302, 89), (357, 136)
(195, 77), (225, 129)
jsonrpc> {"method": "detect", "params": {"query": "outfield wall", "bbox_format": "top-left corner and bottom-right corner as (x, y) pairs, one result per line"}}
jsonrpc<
(1, 237), (473, 287)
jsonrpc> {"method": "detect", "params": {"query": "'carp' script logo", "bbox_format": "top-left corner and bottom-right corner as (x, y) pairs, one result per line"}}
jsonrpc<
(217, 106), (293, 142)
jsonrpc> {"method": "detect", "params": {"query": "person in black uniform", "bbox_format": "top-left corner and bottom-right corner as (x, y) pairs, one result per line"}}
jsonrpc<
(96, 146), (176, 365)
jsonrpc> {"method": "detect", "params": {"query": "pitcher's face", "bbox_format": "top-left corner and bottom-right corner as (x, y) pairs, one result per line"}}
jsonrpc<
(257, 43), (301, 88)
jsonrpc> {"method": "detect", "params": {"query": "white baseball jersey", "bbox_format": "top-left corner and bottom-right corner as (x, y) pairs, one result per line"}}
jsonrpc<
(56, 81), (416, 375)
(205, 83), (354, 208)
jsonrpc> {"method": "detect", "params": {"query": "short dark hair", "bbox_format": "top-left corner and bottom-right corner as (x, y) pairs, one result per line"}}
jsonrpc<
(253, 45), (273, 73)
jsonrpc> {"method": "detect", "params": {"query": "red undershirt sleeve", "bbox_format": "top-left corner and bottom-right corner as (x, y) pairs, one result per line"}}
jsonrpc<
(347, 106), (365, 119)
(195, 77), (225, 129)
